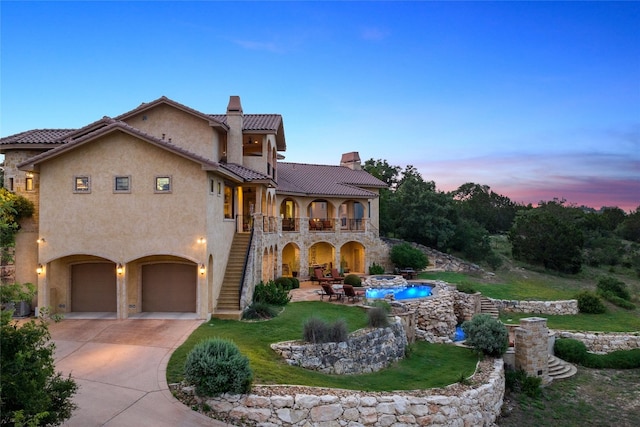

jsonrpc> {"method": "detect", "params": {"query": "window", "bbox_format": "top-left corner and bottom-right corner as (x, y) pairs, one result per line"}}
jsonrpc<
(74, 176), (91, 193)
(223, 184), (234, 219)
(155, 176), (171, 193)
(25, 177), (34, 191)
(8, 177), (14, 192)
(114, 176), (131, 193)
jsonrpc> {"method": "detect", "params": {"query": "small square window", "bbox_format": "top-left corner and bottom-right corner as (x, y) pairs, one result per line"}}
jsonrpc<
(155, 176), (171, 193)
(25, 177), (34, 192)
(74, 176), (91, 193)
(114, 176), (131, 193)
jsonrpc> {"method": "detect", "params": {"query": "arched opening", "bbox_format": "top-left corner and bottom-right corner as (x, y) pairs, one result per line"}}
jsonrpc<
(280, 198), (299, 231)
(339, 200), (365, 231)
(307, 199), (335, 231)
(308, 242), (336, 275)
(282, 243), (300, 277)
(340, 241), (365, 274)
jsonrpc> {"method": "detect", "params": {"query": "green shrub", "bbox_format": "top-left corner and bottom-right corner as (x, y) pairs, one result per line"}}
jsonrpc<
(505, 370), (542, 398)
(1, 311), (78, 426)
(554, 338), (640, 369)
(455, 282), (476, 294)
(274, 276), (294, 291)
(600, 291), (636, 310)
(367, 307), (390, 328)
(343, 274), (362, 287)
(390, 243), (428, 270)
(461, 314), (508, 357)
(289, 277), (300, 289)
(242, 302), (279, 320)
(252, 281), (291, 306)
(367, 300), (391, 313)
(596, 276), (631, 301)
(575, 291), (606, 314)
(368, 263), (385, 275)
(554, 338), (588, 365)
(184, 338), (252, 396)
(302, 317), (349, 343)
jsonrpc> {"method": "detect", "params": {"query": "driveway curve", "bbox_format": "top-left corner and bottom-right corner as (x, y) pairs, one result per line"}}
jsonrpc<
(50, 318), (228, 426)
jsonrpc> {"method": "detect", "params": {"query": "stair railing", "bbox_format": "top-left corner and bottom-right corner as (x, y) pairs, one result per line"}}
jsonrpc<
(238, 225), (255, 299)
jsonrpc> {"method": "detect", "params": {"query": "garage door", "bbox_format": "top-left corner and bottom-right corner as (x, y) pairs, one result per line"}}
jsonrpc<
(141, 263), (196, 312)
(71, 263), (117, 312)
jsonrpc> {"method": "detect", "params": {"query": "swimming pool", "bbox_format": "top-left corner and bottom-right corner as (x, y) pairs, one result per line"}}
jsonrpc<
(365, 284), (433, 300)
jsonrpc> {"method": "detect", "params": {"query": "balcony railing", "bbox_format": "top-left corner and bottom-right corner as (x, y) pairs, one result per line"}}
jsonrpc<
(278, 218), (369, 233)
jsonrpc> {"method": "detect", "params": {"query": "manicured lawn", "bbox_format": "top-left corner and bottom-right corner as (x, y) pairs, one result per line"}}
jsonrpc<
(420, 272), (640, 331)
(167, 301), (479, 391)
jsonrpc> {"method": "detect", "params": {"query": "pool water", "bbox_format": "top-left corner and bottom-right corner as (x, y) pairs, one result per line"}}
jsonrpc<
(365, 284), (433, 300)
(454, 326), (466, 342)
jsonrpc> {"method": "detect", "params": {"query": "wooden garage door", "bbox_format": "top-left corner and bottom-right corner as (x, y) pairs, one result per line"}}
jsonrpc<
(141, 263), (196, 312)
(71, 263), (117, 312)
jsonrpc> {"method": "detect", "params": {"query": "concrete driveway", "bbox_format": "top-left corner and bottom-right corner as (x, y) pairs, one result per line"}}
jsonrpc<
(49, 318), (228, 426)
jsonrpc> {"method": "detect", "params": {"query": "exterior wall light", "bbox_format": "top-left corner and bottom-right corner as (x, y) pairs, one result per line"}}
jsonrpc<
(36, 264), (43, 275)
(37, 238), (45, 244)
(197, 237), (206, 244)
(116, 263), (124, 275)
(199, 264), (206, 275)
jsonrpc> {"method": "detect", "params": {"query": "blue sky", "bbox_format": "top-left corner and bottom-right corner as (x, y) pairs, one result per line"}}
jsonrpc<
(2, 1), (639, 211)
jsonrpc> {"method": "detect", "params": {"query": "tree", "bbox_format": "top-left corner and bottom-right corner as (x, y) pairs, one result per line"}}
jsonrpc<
(389, 243), (428, 270)
(1, 188), (35, 263)
(509, 201), (584, 274)
(617, 206), (640, 243)
(450, 182), (521, 234)
(1, 310), (78, 426)
(392, 166), (456, 249)
(363, 159), (400, 236)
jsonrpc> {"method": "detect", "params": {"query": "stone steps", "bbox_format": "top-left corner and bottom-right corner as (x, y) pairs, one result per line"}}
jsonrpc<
(480, 296), (499, 319)
(213, 233), (251, 319)
(548, 355), (578, 380)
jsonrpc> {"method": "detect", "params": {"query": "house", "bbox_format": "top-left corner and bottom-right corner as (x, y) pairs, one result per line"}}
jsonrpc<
(0, 96), (387, 319)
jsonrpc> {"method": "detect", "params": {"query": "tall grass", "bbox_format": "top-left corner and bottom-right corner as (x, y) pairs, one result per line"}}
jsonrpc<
(167, 301), (478, 390)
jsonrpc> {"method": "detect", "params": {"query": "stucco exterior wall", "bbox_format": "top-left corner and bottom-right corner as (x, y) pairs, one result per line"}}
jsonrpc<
(122, 104), (222, 161)
(37, 132), (209, 264)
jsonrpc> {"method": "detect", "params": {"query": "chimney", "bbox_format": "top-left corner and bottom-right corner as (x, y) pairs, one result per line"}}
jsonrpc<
(226, 96), (243, 164)
(340, 152), (361, 170)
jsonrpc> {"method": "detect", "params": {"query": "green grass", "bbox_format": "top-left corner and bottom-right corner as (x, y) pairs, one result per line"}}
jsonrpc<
(167, 301), (478, 391)
(420, 269), (640, 332)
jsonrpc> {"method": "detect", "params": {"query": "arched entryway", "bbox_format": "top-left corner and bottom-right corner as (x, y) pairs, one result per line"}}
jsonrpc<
(340, 241), (365, 274)
(282, 243), (300, 277)
(308, 241), (336, 275)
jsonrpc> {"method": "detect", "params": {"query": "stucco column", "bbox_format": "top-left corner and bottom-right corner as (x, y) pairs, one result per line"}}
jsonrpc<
(197, 270), (209, 320)
(36, 265), (48, 315)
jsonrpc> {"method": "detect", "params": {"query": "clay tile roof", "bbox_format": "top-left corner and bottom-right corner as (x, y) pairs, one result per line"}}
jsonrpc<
(209, 114), (283, 132)
(221, 163), (272, 182)
(17, 119), (220, 172)
(0, 129), (75, 150)
(277, 162), (387, 197)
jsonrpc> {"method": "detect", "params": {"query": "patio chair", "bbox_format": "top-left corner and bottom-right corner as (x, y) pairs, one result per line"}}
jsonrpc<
(342, 284), (365, 302)
(314, 267), (334, 284)
(320, 283), (343, 301)
(330, 268), (344, 283)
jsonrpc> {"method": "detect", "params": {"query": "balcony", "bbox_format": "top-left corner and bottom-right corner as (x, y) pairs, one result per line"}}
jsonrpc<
(279, 217), (369, 234)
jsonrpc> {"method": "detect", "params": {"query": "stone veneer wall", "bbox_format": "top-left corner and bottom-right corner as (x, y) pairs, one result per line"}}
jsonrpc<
(555, 331), (640, 354)
(401, 283), (458, 343)
(270, 321), (408, 375)
(180, 358), (505, 426)
(489, 298), (578, 315)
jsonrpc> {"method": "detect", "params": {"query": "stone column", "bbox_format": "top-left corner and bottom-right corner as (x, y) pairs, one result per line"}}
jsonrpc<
(514, 317), (550, 384)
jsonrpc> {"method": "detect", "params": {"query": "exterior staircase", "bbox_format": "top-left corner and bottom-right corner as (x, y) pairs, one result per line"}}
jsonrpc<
(480, 296), (499, 319)
(213, 233), (251, 320)
(548, 355), (578, 380)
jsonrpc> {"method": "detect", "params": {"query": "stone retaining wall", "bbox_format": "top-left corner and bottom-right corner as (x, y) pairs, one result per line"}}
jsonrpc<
(555, 331), (640, 354)
(180, 358), (505, 426)
(270, 321), (408, 375)
(490, 298), (578, 315)
(402, 284), (458, 343)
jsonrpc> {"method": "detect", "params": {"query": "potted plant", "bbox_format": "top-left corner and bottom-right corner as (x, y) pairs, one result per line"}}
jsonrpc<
(0, 282), (36, 317)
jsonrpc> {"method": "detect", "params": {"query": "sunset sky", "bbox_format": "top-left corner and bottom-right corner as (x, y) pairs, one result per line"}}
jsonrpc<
(2, 1), (638, 211)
